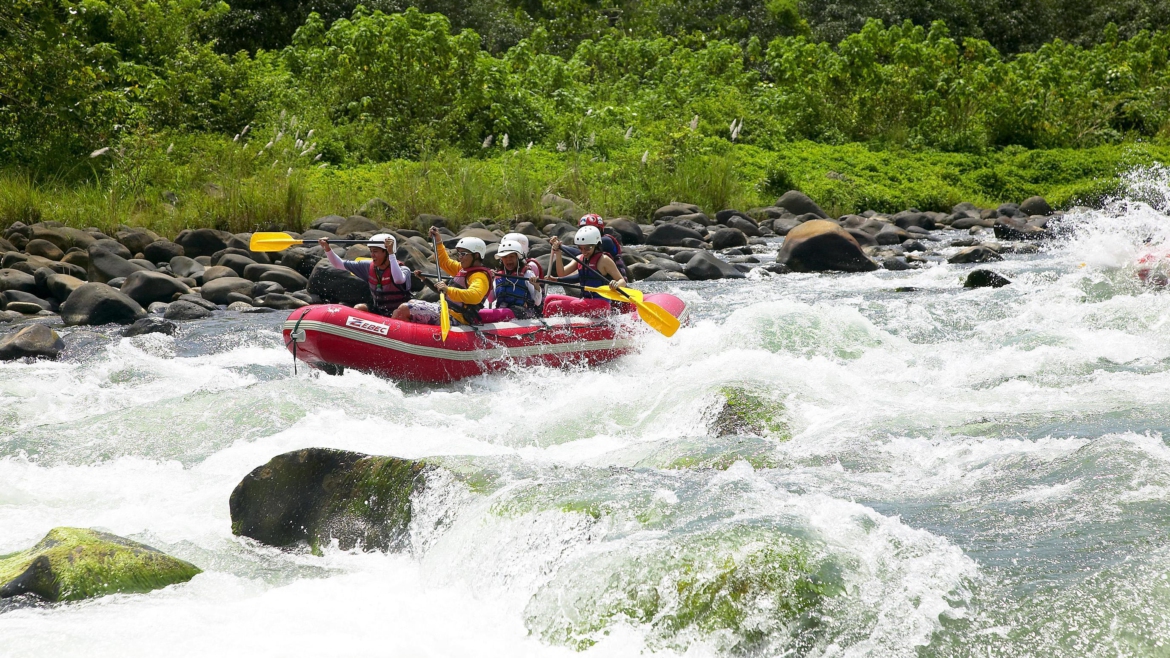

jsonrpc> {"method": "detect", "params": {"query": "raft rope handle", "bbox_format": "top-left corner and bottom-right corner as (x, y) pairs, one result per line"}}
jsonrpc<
(286, 307), (313, 375)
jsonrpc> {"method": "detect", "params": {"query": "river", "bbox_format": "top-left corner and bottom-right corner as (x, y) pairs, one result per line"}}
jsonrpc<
(4, 173), (1170, 657)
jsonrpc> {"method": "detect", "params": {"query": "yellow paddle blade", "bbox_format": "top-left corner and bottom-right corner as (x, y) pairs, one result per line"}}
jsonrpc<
(585, 286), (679, 337)
(249, 232), (303, 252)
(584, 286), (644, 303)
(439, 294), (450, 342)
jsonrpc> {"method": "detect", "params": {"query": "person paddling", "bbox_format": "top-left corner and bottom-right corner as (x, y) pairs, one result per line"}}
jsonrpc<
(545, 226), (628, 317)
(578, 214), (629, 282)
(318, 234), (412, 317)
(480, 238), (542, 321)
(401, 226), (492, 325)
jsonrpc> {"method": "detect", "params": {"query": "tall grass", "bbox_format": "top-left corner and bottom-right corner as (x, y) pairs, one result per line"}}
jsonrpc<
(4, 137), (1169, 238)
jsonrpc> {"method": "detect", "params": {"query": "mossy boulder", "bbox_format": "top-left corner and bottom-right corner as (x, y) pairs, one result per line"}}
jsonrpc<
(0, 527), (200, 603)
(707, 386), (790, 439)
(524, 527), (841, 653)
(229, 447), (432, 553)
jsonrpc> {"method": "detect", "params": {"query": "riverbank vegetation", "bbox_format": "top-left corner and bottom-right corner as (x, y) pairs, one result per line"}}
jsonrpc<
(3, 0), (1169, 235)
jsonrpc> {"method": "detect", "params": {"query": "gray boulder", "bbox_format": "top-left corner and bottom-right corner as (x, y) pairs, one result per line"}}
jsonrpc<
(652, 203), (701, 221)
(1019, 196), (1052, 216)
(123, 317), (177, 337)
(229, 448), (431, 552)
(252, 281), (286, 297)
(607, 219), (643, 245)
(201, 277), (254, 304)
(0, 324), (64, 360)
(244, 264), (308, 291)
(119, 270), (191, 306)
(893, 212), (936, 230)
(683, 251), (746, 280)
(176, 294), (218, 311)
(163, 300), (214, 320)
(25, 239), (64, 261)
(217, 253), (257, 277)
(114, 228), (160, 255)
(254, 293), (309, 310)
(87, 242), (145, 283)
(34, 268), (84, 302)
(142, 240), (184, 264)
(308, 266), (373, 307)
(775, 220), (878, 273)
(726, 216), (761, 237)
(175, 228), (231, 258)
(202, 265), (237, 283)
(3, 290), (53, 311)
(774, 191), (828, 219)
(60, 283), (147, 326)
(335, 215), (380, 235)
(710, 227), (748, 250)
(169, 256), (205, 280)
(0, 269), (37, 294)
(948, 246), (1004, 264)
(964, 269), (1012, 288)
(646, 223), (705, 247)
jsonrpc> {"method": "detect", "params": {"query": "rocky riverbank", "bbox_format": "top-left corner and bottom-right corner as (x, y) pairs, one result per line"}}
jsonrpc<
(0, 190), (1061, 359)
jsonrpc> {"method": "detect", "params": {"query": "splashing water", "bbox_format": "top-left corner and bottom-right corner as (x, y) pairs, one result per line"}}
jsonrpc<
(6, 170), (1170, 656)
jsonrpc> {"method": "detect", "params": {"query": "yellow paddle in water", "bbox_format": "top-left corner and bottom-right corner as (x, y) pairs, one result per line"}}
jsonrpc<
(249, 232), (372, 252)
(585, 285), (680, 337)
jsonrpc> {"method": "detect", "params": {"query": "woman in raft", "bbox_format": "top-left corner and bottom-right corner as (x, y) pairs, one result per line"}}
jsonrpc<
(399, 226), (492, 325)
(545, 225), (629, 317)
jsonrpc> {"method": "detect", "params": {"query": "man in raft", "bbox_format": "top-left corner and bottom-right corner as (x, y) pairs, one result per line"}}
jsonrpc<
(545, 225), (629, 317)
(400, 226), (492, 325)
(317, 234), (413, 317)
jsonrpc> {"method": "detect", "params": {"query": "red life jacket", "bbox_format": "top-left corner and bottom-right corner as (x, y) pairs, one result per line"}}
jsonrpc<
(367, 264), (411, 315)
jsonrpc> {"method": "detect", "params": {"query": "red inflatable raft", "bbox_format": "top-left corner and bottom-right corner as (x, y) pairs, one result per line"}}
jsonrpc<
(281, 293), (689, 382)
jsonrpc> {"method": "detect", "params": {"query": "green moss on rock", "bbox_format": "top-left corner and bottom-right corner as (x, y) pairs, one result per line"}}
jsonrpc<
(525, 527), (841, 652)
(0, 528), (200, 603)
(230, 448), (432, 552)
(707, 386), (791, 439)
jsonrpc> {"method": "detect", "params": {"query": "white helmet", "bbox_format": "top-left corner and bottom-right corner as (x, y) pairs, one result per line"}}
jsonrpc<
(367, 233), (396, 252)
(454, 236), (487, 259)
(574, 225), (602, 246)
(497, 239), (525, 258)
(503, 232), (530, 256)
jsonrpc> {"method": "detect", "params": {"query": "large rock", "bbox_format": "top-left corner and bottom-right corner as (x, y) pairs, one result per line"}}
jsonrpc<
(200, 276), (254, 304)
(606, 219), (643, 245)
(0, 527), (199, 603)
(0, 324), (64, 360)
(949, 246), (1004, 264)
(1019, 196), (1052, 216)
(88, 242), (145, 283)
(253, 293), (309, 310)
(215, 253), (257, 277)
(123, 317), (177, 337)
(25, 239), (64, 261)
(229, 448), (431, 552)
(775, 220), (878, 273)
(142, 240), (184, 264)
(60, 283), (147, 326)
(892, 211), (936, 231)
(652, 203), (701, 221)
(169, 256), (204, 280)
(683, 251), (746, 280)
(646, 223), (705, 247)
(243, 264), (308, 291)
(114, 228), (160, 255)
(280, 247), (324, 278)
(774, 191), (828, 219)
(308, 266), (373, 307)
(335, 215), (380, 236)
(710, 227), (748, 250)
(725, 215), (761, 237)
(119, 270), (191, 306)
(175, 228), (231, 258)
(310, 214), (346, 233)
(202, 265), (237, 283)
(964, 269), (1012, 288)
(35, 268), (84, 302)
(0, 269), (37, 294)
(163, 300), (214, 320)
(3, 290), (54, 311)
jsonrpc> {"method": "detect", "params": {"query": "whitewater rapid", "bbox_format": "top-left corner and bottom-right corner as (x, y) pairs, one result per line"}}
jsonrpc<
(6, 174), (1170, 656)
